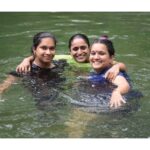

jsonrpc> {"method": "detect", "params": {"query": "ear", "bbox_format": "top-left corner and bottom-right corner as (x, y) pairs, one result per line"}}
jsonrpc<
(109, 55), (114, 64)
(32, 48), (36, 56)
(110, 55), (114, 60)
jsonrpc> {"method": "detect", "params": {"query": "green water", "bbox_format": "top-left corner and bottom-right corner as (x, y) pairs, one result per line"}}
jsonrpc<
(0, 12), (150, 138)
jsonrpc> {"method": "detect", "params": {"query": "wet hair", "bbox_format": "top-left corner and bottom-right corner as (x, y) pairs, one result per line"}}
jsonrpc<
(68, 33), (90, 50)
(91, 35), (115, 56)
(31, 32), (57, 54)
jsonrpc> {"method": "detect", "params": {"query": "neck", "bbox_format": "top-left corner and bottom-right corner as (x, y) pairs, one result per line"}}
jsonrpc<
(94, 65), (112, 74)
(33, 59), (53, 69)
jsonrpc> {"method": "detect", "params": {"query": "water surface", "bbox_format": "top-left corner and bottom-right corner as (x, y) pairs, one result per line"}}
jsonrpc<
(0, 12), (150, 138)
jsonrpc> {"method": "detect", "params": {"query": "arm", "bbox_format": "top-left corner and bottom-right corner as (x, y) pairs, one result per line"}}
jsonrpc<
(16, 55), (34, 73)
(105, 61), (127, 81)
(0, 75), (16, 94)
(113, 61), (127, 71)
(109, 75), (130, 108)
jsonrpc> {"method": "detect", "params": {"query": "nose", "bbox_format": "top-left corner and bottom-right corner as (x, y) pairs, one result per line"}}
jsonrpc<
(78, 48), (83, 54)
(94, 53), (100, 59)
(45, 49), (51, 55)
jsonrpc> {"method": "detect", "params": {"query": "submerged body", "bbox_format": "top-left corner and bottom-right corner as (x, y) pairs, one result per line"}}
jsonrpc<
(64, 78), (142, 113)
(10, 60), (67, 109)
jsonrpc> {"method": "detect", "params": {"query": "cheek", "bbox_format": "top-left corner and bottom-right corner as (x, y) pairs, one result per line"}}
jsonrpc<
(102, 54), (109, 59)
(89, 55), (93, 62)
(103, 56), (112, 65)
(52, 50), (56, 54)
(52, 51), (55, 57)
(70, 51), (76, 56)
(85, 49), (90, 54)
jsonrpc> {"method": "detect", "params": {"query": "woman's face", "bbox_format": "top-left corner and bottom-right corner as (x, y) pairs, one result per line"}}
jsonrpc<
(89, 43), (113, 72)
(70, 38), (90, 63)
(33, 37), (56, 66)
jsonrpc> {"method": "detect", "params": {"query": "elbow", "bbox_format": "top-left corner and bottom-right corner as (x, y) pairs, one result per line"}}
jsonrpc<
(122, 83), (131, 94)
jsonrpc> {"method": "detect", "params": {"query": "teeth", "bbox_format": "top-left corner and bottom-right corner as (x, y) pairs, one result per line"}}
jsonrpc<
(77, 56), (84, 59)
(93, 61), (101, 64)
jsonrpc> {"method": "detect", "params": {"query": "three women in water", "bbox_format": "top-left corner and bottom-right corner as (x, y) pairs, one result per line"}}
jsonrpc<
(17, 33), (127, 82)
(0, 32), (130, 109)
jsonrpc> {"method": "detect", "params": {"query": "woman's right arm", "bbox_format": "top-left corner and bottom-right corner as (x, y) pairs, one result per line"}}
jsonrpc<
(0, 75), (16, 94)
(16, 56), (34, 73)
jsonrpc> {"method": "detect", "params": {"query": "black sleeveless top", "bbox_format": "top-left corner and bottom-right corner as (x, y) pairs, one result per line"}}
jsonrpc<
(10, 60), (68, 108)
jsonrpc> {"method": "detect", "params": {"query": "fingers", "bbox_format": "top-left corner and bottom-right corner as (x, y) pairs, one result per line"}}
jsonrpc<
(110, 100), (121, 108)
(16, 65), (31, 74)
(16, 65), (24, 73)
(105, 72), (116, 82)
(16, 65), (21, 73)
(121, 98), (126, 104)
(24, 66), (30, 73)
(109, 98), (126, 109)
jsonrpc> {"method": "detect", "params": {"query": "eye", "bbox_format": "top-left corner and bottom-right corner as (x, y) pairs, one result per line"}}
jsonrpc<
(80, 46), (87, 50)
(49, 46), (55, 51)
(98, 51), (106, 55)
(72, 47), (79, 51)
(40, 46), (48, 50)
(71, 45), (87, 51)
(90, 51), (96, 55)
(40, 46), (55, 51)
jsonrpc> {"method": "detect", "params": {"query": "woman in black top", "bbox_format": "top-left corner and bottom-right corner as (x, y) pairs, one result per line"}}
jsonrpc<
(0, 32), (67, 106)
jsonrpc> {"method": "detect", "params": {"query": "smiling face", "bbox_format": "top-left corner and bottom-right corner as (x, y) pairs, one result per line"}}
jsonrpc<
(89, 43), (114, 73)
(33, 37), (56, 68)
(70, 38), (90, 63)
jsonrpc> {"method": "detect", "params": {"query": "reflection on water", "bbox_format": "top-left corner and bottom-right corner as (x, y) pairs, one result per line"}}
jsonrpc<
(0, 12), (150, 138)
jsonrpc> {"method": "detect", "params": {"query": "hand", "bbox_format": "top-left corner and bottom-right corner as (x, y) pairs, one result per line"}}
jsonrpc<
(105, 64), (120, 82)
(16, 58), (31, 73)
(109, 90), (126, 108)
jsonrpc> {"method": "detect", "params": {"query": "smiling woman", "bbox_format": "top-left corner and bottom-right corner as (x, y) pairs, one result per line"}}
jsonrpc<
(0, 32), (67, 103)
(68, 33), (90, 63)
(88, 35), (131, 108)
(31, 32), (56, 69)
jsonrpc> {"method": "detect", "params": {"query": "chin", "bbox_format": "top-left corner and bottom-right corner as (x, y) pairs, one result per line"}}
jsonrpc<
(92, 66), (102, 70)
(43, 60), (51, 64)
(77, 60), (83, 63)
(76, 58), (86, 63)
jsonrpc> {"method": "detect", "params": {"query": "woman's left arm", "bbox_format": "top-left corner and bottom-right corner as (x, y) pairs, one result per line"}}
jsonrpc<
(109, 75), (130, 108)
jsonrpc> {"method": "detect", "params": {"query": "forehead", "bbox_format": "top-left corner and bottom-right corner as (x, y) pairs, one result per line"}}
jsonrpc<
(71, 38), (87, 46)
(40, 37), (55, 45)
(91, 43), (108, 51)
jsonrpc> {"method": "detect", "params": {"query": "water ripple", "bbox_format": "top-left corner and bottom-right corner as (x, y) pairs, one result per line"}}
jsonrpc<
(55, 23), (75, 26)
(0, 31), (31, 38)
(71, 19), (90, 23)
(111, 34), (129, 40)
(0, 29), (61, 38)
(95, 22), (104, 25)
